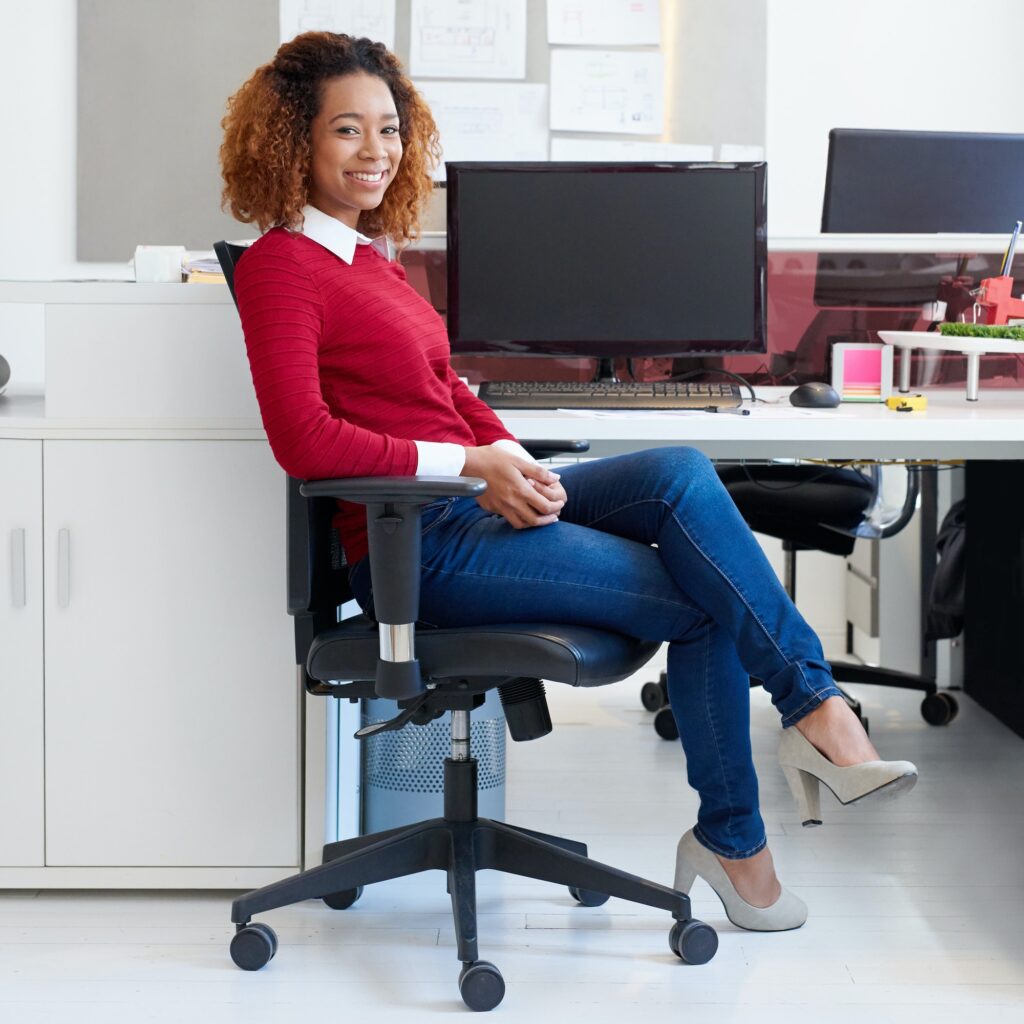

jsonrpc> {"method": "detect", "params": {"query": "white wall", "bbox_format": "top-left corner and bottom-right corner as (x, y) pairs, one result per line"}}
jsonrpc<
(766, 0), (1024, 236)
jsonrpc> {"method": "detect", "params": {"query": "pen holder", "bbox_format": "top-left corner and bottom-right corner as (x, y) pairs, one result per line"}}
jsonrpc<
(977, 275), (1024, 326)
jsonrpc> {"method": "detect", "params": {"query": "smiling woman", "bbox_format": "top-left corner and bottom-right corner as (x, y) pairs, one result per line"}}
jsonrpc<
(220, 31), (921, 982)
(219, 32), (438, 243)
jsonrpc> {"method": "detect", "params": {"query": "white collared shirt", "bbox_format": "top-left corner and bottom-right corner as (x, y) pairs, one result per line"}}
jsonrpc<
(298, 203), (394, 264)
(296, 204), (534, 477)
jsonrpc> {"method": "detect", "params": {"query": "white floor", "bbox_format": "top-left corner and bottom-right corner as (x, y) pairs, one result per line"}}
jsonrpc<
(3, 675), (1023, 1023)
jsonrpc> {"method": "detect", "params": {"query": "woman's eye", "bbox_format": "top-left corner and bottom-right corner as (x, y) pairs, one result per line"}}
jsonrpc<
(382, 126), (399, 135)
(337, 127), (358, 135)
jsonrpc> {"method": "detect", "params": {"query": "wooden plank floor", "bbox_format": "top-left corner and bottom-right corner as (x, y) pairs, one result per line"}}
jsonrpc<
(2, 670), (1022, 1023)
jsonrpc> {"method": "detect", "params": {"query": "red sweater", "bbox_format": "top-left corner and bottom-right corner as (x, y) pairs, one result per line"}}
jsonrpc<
(235, 227), (516, 565)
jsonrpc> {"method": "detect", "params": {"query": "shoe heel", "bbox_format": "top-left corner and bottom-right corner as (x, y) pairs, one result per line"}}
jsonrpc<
(674, 855), (698, 894)
(782, 766), (822, 826)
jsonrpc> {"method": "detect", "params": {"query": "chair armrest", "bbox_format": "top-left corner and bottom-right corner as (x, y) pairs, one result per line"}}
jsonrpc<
(298, 474), (487, 701)
(520, 439), (590, 460)
(299, 475), (486, 505)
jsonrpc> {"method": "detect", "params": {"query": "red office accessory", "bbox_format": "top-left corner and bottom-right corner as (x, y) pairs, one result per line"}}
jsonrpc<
(976, 274), (1024, 325)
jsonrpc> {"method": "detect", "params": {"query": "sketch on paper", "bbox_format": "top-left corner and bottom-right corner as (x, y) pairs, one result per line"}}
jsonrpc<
(550, 50), (664, 136)
(410, 0), (527, 79)
(416, 82), (547, 180)
(547, 0), (661, 46)
(279, 0), (397, 49)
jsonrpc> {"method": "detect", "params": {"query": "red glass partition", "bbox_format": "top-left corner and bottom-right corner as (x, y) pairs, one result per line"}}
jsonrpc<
(401, 246), (1024, 391)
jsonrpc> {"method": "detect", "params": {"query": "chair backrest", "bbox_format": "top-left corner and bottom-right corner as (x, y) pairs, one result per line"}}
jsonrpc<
(213, 240), (248, 305)
(215, 239), (353, 667)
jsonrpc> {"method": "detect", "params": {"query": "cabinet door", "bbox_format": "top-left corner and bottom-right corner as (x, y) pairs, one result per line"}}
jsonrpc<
(0, 440), (44, 865)
(43, 441), (299, 867)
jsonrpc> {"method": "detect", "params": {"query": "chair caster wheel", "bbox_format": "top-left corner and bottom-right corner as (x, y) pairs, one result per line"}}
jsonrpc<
(230, 922), (277, 971)
(569, 885), (609, 907)
(323, 886), (363, 910)
(654, 706), (679, 741)
(458, 960), (505, 1011)
(921, 691), (958, 725)
(641, 672), (668, 711)
(669, 918), (718, 965)
(641, 680), (666, 712)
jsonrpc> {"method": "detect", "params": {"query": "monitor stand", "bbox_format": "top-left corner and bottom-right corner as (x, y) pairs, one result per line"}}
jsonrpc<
(593, 357), (619, 383)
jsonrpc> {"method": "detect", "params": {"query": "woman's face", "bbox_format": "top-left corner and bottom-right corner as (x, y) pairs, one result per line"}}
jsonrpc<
(307, 72), (403, 230)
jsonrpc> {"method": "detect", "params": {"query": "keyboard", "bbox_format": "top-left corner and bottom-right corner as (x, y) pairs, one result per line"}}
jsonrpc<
(478, 380), (743, 410)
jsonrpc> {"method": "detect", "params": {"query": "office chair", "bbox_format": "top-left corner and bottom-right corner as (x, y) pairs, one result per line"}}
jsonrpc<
(643, 462), (958, 741)
(215, 241), (717, 1011)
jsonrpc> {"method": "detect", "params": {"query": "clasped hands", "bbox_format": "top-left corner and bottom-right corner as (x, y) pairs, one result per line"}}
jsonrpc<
(462, 445), (566, 529)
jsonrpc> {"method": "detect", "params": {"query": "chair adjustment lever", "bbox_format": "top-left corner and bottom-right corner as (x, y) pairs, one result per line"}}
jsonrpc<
(354, 692), (432, 740)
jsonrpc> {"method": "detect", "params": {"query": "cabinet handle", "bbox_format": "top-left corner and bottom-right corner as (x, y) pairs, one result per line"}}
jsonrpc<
(10, 528), (25, 608)
(57, 528), (70, 608)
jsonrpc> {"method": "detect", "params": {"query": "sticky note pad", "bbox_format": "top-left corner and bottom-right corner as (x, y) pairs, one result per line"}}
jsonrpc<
(831, 342), (893, 402)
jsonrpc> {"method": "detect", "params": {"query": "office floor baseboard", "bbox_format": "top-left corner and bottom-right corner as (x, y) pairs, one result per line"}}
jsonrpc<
(1, 679), (1023, 1024)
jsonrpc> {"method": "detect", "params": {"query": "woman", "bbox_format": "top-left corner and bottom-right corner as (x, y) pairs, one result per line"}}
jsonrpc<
(220, 32), (917, 933)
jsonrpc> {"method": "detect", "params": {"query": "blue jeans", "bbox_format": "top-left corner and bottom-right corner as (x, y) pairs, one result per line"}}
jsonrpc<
(349, 447), (843, 860)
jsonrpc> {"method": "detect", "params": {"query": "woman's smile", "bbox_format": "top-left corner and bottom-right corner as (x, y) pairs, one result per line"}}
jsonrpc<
(344, 167), (389, 187)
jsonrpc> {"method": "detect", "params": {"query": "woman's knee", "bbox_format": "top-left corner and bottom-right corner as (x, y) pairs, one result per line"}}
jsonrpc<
(639, 446), (717, 488)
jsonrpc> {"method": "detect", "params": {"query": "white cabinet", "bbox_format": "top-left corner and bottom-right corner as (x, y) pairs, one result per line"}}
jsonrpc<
(0, 440), (44, 866)
(1, 438), (300, 877)
(42, 440), (298, 867)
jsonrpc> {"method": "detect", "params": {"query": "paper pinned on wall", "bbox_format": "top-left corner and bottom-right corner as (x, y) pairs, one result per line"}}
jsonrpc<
(550, 50), (663, 136)
(279, 0), (396, 48)
(547, 0), (661, 46)
(550, 138), (712, 162)
(410, 0), (527, 79)
(416, 82), (548, 180)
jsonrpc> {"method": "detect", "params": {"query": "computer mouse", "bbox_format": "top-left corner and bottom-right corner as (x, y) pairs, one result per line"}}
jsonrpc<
(789, 381), (840, 408)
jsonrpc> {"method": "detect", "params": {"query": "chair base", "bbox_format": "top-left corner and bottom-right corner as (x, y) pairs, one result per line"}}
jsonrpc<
(831, 660), (936, 695)
(231, 757), (703, 967)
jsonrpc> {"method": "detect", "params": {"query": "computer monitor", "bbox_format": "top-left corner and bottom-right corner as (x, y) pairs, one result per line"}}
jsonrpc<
(446, 162), (767, 359)
(821, 128), (1024, 234)
(815, 129), (1024, 307)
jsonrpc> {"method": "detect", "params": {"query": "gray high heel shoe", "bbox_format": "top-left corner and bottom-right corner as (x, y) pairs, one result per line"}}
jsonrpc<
(778, 726), (918, 827)
(674, 829), (807, 932)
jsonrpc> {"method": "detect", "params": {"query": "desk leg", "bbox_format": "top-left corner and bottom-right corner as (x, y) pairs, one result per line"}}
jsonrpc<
(918, 466), (938, 683)
(964, 460), (1024, 739)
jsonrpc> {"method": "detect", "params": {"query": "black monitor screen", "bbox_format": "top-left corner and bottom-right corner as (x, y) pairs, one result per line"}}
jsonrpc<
(816, 129), (1024, 307)
(446, 162), (766, 357)
(822, 128), (1024, 234)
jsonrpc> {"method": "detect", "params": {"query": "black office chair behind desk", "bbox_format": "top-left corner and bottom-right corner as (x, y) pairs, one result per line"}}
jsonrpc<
(643, 462), (959, 740)
(214, 241), (717, 1012)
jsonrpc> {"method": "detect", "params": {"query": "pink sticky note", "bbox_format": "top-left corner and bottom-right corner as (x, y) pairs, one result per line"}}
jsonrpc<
(843, 348), (882, 390)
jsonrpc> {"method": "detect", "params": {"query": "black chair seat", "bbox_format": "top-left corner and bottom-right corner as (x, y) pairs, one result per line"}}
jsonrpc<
(308, 615), (661, 688)
(717, 464), (874, 557)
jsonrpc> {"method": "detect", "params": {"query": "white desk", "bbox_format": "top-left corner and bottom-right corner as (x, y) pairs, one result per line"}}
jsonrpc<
(495, 387), (1024, 461)
(4, 384), (1022, 455)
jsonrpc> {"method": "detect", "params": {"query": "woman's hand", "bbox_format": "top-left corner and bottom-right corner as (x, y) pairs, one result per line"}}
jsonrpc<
(463, 446), (565, 528)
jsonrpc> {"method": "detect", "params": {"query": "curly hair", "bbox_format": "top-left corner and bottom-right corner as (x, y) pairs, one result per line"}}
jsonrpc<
(220, 32), (439, 245)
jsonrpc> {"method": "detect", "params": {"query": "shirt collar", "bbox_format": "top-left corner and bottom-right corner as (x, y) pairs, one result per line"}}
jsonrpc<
(297, 204), (393, 264)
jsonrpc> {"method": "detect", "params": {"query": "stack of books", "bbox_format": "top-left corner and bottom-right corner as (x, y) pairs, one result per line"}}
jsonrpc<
(183, 252), (226, 284)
